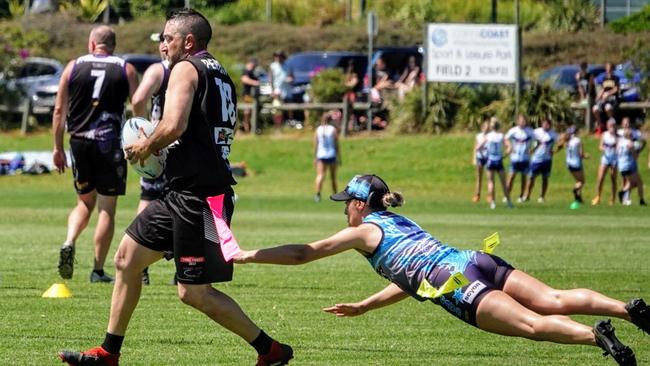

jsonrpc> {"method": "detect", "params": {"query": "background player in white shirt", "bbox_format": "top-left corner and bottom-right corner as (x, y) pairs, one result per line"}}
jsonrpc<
(523, 118), (558, 203)
(504, 114), (534, 202)
(313, 111), (340, 202)
(557, 126), (587, 203)
(592, 119), (619, 206)
(481, 118), (513, 209)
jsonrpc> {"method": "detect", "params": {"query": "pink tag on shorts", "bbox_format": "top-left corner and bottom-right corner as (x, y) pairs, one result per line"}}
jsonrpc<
(206, 194), (241, 262)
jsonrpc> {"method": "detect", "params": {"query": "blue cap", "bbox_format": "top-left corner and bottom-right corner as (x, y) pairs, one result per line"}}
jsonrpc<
(330, 174), (390, 207)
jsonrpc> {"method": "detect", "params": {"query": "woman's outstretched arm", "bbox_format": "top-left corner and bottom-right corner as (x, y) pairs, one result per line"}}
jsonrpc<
(235, 224), (379, 265)
(322, 283), (409, 317)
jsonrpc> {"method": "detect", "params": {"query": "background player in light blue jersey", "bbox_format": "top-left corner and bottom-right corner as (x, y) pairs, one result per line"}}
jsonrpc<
(617, 117), (646, 206)
(481, 118), (513, 209)
(616, 127), (643, 206)
(557, 126), (587, 203)
(236, 174), (649, 366)
(592, 119), (619, 206)
(472, 119), (489, 203)
(505, 114), (534, 202)
(523, 118), (558, 203)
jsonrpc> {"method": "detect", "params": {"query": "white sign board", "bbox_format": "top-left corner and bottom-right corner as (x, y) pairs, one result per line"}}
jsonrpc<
(426, 23), (517, 84)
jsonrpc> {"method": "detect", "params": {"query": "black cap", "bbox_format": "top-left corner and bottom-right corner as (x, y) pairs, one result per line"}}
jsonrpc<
(330, 174), (390, 208)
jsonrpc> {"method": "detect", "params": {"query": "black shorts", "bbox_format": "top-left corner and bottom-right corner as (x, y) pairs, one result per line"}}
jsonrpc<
(428, 251), (514, 326)
(126, 189), (235, 284)
(70, 137), (126, 196)
(140, 175), (168, 201)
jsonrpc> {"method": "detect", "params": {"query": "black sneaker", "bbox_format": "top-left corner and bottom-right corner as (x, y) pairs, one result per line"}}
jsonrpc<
(90, 271), (114, 283)
(625, 298), (650, 334)
(141, 267), (150, 285)
(618, 191), (625, 204)
(640, 199), (647, 206)
(593, 320), (636, 366)
(58, 244), (75, 280)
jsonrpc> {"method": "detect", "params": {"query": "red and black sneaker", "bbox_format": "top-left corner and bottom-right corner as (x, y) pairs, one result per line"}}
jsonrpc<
(256, 341), (293, 366)
(59, 346), (120, 366)
(626, 298), (650, 335)
(593, 320), (636, 366)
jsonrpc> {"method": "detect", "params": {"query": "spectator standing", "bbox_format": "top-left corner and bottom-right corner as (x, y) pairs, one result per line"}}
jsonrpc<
(343, 59), (359, 131)
(52, 25), (138, 283)
(313, 111), (340, 203)
(269, 50), (293, 128)
(592, 119), (619, 206)
(593, 62), (620, 134)
(240, 57), (260, 133)
(523, 118), (558, 203)
(472, 119), (489, 203)
(575, 61), (595, 105)
(59, 9), (293, 366)
(504, 114), (534, 202)
(131, 31), (171, 285)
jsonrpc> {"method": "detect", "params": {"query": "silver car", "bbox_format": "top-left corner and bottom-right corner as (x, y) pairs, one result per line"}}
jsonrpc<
(2, 57), (63, 120)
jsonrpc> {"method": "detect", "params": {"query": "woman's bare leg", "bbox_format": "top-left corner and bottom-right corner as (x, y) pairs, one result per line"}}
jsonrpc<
(476, 290), (595, 345)
(502, 270), (630, 320)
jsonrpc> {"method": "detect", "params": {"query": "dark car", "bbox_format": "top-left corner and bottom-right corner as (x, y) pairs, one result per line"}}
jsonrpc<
(282, 51), (368, 102)
(120, 53), (161, 74)
(370, 46), (424, 83)
(538, 64), (605, 95)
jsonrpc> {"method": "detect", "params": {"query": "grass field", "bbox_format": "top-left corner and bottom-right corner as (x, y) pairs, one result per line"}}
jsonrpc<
(0, 131), (648, 365)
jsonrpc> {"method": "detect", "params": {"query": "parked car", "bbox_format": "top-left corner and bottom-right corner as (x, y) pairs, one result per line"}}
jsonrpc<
(1, 57), (63, 120)
(369, 46), (424, 84)
(3, 54), (160, 122)
(260, 51), (368, 102)
(538, 64), (605, 96)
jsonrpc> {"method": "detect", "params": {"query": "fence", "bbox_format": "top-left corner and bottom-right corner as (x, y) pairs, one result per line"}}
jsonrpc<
(238, 98), (371, 137)
(569, 100), (650, 130)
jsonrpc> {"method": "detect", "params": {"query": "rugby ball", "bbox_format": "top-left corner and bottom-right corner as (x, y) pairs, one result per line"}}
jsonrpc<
(121, 117), (166, 179)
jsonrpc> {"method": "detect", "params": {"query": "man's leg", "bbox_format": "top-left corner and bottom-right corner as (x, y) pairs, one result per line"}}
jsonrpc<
(93, 194), (118, 274)
(59, 235), (163, 365)
(107, 235), (163, 336)
(59, 191), (96, 279)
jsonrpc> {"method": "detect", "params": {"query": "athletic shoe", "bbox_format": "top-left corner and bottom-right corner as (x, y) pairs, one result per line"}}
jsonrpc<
(59, 346), (120, 366)
(517, 196), (524, 203)
(625, 298), (650, 334)
(314, 193), (321, 203)
(256, 341), (293, 366)
(537, 197), (545, 203)
(90, 271), (114, 284)
(502, 197), (508, 203)
(593, 320), (636, 366)
(591, 196), (601, 206)
(489, 201), (496, 210)
(472, 194), (480, 203)
(58, 244), (75, 280)
(618, 191), (625, 204)
(506, 200), (514, 209)
(141, 268), (150, 286)
(640, 199), (647, 206)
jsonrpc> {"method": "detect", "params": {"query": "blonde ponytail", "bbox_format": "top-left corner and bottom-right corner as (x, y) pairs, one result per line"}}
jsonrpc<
(381, 192), (404, 208)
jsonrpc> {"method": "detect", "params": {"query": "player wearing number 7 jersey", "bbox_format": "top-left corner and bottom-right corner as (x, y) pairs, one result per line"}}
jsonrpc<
(52, 25), (139, 283)
(59, 9), (292, 366)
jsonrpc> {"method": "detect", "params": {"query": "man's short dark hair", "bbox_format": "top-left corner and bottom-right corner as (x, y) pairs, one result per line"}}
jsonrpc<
(166, 8), (212, 50)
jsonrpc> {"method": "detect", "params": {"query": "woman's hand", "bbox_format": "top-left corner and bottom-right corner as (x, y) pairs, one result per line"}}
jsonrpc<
(233, 250), (254, 264)
(322, 302), (366, 317)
